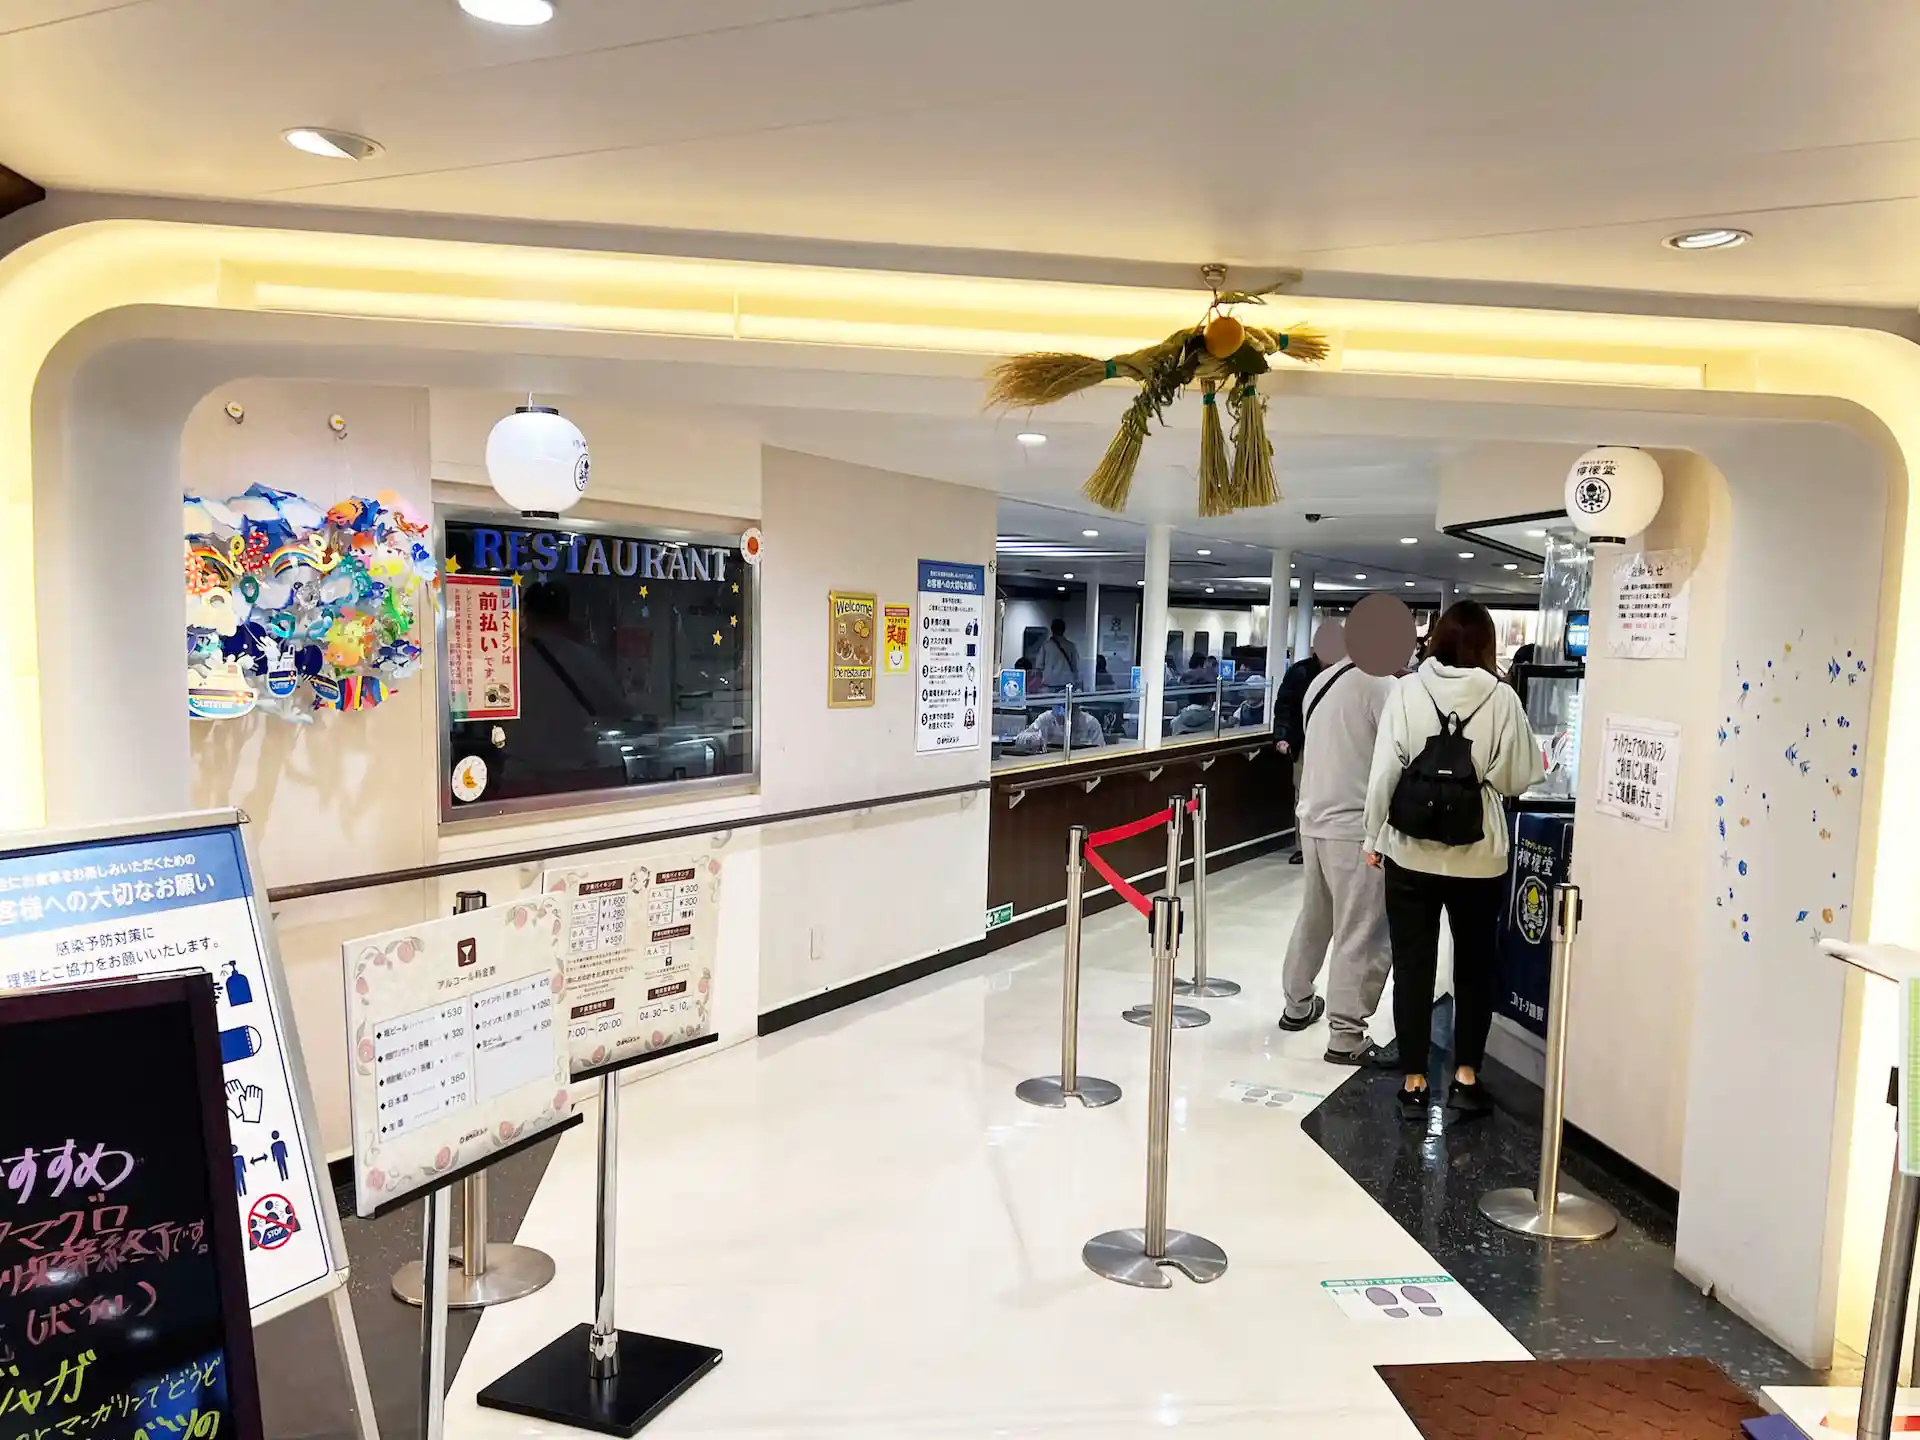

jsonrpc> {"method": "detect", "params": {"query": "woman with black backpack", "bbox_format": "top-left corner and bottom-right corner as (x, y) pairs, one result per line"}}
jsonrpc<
(1363, 601), (1543, 1123)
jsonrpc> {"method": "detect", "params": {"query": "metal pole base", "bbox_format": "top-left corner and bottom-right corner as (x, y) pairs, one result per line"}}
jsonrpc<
(1123, 1003), (1210, 1028)
(1015, 1075), (1123, 1108)
(476, 1322), (722, 1438)
(1082, 1228), (1229, 1288)
(1478, 1187), (1618, 1241)
(391, 1243), (558, 1309)
(1174, 977), (1242, 998)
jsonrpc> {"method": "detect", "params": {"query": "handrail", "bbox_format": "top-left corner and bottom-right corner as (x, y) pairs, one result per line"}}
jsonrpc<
(997, 737), (1278, 797)
(266, 779), (991, 903)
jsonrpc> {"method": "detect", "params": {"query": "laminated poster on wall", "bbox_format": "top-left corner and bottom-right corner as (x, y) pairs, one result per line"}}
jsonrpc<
(343, 897), (573, 1218)
(828, 591), (878, 708)
(445, 572), (522, 721)
(915, 559), (986, 754)
(1595, 714), (1681, 831)
(542, 850), (722, 1078)
(0, 817), (337, 1320)
(1605, 548), (1692, 660)
(883, 603), (912, 675)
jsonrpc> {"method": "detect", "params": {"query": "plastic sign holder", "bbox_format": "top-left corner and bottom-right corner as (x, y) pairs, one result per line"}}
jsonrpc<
(0, 809), (379, 1440)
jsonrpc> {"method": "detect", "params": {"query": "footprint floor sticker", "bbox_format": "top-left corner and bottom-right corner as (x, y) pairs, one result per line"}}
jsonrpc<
(1321, 1274), (1483, 1323)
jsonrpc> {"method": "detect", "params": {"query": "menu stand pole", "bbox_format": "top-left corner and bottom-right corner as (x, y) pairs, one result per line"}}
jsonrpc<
(475, 1071), (722, 1435)
(418, 1184), (453, 1440)
(393, 890), (558, 1310)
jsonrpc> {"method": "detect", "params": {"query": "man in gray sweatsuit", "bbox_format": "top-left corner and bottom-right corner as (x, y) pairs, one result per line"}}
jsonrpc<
(1277, 655), (1397, 1065)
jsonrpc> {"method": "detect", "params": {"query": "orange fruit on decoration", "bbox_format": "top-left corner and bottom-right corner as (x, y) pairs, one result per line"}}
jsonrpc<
(1204, 314), (1245, 359)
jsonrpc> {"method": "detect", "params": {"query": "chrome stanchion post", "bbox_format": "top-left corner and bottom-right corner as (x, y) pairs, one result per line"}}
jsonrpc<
(590, 1072), (621, 1380)
(417, 1184), (452, 1440)
(1858, 1145), (1920, 1440)
(395, 890), (559, 1308)
(1085, 896), (1227, 1288)
(1018, 826), (1121, 1108)
(1175, 783), (1239, 998)
(1125, 799), (1211, 1029)
(1479, 884), (1617, 1240)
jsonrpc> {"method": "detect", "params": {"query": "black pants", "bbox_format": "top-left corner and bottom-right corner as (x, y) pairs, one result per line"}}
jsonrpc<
(1383, 859), (1505, 1080)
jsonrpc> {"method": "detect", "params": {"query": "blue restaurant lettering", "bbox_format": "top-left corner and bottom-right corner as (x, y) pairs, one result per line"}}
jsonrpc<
(464, 527), (729, 583)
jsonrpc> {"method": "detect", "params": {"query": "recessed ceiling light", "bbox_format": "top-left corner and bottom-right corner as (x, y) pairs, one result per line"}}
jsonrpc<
(1457, 551), (1475, 560)
(1135, 579), (1145, 586)
(1664, 226), (1751, 252)
(1016, 432), (1048, 447)
(283, 127), (382, 161)
(1063, 572), (1075, 580)
(1354, 573), (1367, 580)
(1081, 529), (1099, 537)
(1196, 548), (1212, 556)
(1503, 563), (1519, 571)
(1290, 578), (1300, 587)
(1404, 580), (1416, 587)
(1204, 586), (1215, 594)
(1056, 585), (1067, 593)
(459, 0), (555, 24)
(1399, 537), (1418, 545)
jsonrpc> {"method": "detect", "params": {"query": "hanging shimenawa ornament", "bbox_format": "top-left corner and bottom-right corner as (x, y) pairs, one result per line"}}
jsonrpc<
(985, 265), (1326, 516)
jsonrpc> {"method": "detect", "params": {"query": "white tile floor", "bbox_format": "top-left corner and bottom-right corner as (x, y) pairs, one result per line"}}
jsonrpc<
(445, 855), (1529, 1437)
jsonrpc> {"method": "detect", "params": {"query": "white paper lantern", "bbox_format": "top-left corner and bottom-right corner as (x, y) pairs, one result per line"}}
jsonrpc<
(485, 405), (591, 515)
(1565, 446), (1663, 540)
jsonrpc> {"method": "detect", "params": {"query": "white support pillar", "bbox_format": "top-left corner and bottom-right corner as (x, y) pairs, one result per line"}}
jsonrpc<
(1292, 565), (1318, 662)
(1438, 581), (1455, 616)
(1141, 524), (1172, 750)
(1268, 548), (1291, 717)
(1083, 578), (1101, 689)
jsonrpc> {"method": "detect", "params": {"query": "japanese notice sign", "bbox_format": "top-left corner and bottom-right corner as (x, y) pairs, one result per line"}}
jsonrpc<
(446, 573), (521, 721)
(0, 975), (265, 1440)
(543, 848), (723, 1078)
(828, 591), (877, 708)
(1605, 548), (1691, 660)
(914, 560), (986, 755)
(0, 819), (337, 1322)
(343, 898), (573, 1217)
(1595, 714), (1681, 830)
(883, 603), (911, 676)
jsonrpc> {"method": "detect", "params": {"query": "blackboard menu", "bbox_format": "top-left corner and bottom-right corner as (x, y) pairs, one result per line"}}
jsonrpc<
(0, 974), (263, 1440)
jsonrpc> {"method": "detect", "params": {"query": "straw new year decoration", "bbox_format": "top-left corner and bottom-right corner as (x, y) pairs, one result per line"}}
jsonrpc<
(985, 281), (1326, 514)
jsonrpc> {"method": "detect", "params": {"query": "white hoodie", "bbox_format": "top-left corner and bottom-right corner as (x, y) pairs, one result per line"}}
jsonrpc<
(1363, 658), (1543, 879)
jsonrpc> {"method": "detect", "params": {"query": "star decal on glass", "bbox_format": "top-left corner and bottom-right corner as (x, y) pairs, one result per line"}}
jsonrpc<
(711, 630), (724, 646)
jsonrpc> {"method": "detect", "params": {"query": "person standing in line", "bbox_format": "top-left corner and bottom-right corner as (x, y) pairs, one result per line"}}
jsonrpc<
(1035, 617), (1081, 693)
(1273, 632), (1329, 864)
(1363, 601), (1542, 1122)
(1276, 650), (1399, 1066)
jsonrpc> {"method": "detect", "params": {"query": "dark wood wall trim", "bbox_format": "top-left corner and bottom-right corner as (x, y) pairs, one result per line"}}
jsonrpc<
(0, 163), (45, 222)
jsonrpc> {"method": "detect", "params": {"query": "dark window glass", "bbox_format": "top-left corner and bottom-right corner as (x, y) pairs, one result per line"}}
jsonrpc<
(442, 517), (753, 815)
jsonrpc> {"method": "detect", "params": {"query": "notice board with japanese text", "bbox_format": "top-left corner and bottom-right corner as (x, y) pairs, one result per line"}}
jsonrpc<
(0, 973), (265, 1440)
(0, 814), (344, 1325)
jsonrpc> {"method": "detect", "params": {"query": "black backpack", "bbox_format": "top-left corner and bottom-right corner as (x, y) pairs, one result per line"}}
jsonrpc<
(1388, 685), (1495, 846)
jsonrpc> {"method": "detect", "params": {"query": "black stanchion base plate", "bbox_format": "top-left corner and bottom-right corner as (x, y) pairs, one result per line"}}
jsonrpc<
(476, 1323), (722, 1437)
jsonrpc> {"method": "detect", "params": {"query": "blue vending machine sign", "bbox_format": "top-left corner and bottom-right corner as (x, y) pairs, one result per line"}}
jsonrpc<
(1496, 809), (1574, 1038)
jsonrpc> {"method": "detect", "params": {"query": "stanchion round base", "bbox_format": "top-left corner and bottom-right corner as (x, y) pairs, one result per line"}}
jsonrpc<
(1082, 1228), (1229, 1288)
(1477, 1187), (1618, 1241)
(476, 1322), (722, 1437)
(1173, 977), (1242, 998)
(1015, 1075), (1123, 1108)
(391, 1243), (557, 1309)
(1122, 1003), (1210, 1028)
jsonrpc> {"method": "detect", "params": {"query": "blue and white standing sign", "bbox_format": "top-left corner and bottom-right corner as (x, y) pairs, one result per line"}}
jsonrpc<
(916, 559), (987, 755)
(0, 813), (346, 1326)
(999, 668), (1026, 706)
(1220, 659), (1238, 682)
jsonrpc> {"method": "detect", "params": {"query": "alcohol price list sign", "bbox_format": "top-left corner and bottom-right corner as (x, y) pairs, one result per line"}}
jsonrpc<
(344, 898), (576, 1218)
(0, 975), (264, 1440)
(544, 849), (723, 1078)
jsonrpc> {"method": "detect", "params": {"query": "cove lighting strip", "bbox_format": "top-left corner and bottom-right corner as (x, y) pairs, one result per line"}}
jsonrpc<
(1339, 348), (1706, 389)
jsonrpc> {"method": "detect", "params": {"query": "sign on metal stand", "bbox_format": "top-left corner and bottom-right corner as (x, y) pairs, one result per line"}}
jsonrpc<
(1174, 784), (1239, 999)
(1017, 825), (1120, 1109)
(0, 810), (381, 1440)
(392, 892), (558, 1310)
(1125, 797), (1210, 1028)
(1479, 884), (1618, 1241)
(1086, 894), (1228, 1288)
